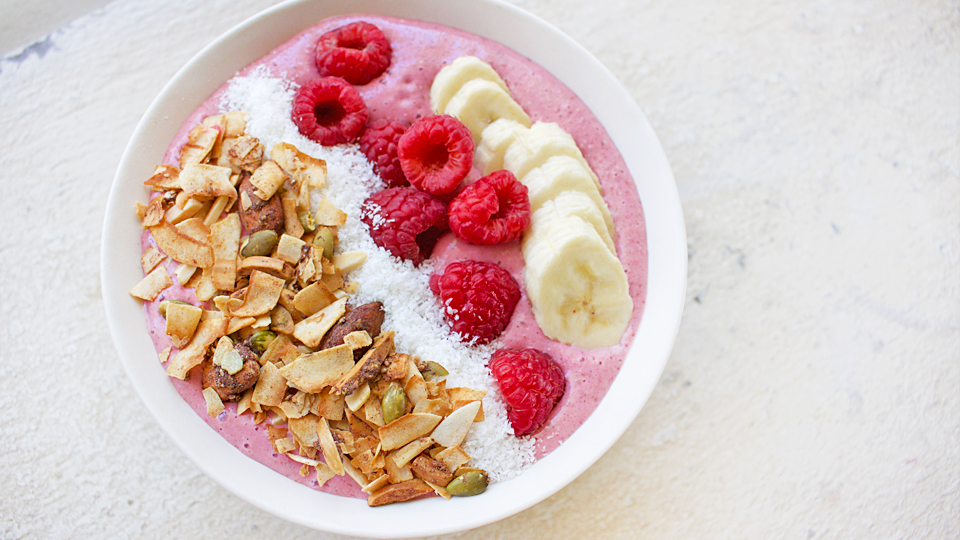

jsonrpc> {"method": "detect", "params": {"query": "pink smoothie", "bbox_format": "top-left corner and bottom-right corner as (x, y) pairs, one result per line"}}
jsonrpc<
(143, 14), (647, 498)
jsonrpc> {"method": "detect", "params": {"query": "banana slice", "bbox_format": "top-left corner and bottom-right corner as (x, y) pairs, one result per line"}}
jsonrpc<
(520, 155), (615, 241)
(521, 214), (632, 349)
(475, 119), (529, 175)
(430, 56), (510, 114)
(525, 190), (616, 254)
(503, 122), (601, 191)
(444, 79), (532, 143)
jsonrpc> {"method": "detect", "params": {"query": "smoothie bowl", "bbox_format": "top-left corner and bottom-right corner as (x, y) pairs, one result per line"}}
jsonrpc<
(101, 0), (685, 536)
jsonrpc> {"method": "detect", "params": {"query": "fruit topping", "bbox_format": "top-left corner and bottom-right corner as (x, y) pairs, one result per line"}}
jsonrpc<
(429, 260), (520, 344)
(315, 21), (392, 85)
(448, 169), (530, 245)
(361, 187), (448, 265)
(488, 348), (566, 437)
(358, 118), (409, 187)
(291, 77), (368, 146)
(397, 114), (474, 195)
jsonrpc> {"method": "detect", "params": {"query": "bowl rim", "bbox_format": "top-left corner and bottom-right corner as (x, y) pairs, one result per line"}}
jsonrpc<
(101, 0), (686, 536)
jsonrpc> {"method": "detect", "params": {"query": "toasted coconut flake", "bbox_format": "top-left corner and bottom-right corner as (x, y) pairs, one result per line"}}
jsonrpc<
(435, 446), (471, 474)
(250, 160), (287, 201)
(275, 234), (306, 265)
(424, 480), (452, 500)
(292, 282), (337, 318)
(180, 126), (221, 168)
(292, 297), (347, 348)
(281, 196), (305, 238)
(270, 305), (295, 335)
(203, 387), (225, 417)
(385, 453), (415, 483)
(362, 474), (391, 494)
(404, 371), (428, 408)
(260, 334), (300, 366)
(362, 397), (385, 427)
(149, 221), (214, 268)
(167, 317), (229, 379)
(288, 414), (321, 451)
(179, 164), (237, 199)
(209, 213), (241, 291)
(332, 251), (367, 274)
(315, 416), (345, 475)
(378, 413), (442, 451)
(343, 330), (372, 351)
(237, 390), (254, 415)
(144, 164), (181, 190)
(237, 256), (286, 277)
(251, 362), (286, 407)
(274, 437), (297, 454)
(314, 388), (346, 422)
(226, 135), (264, 173)
(315, 196), (347, 226)
(129, 266), (172, 301)
(221, 111), (247, 137)
(279, 345), (354, 393)
(316, 462), (338, 487)
(158, 346), (171, 364)
(231, 270), (285, 317)
(141, 247), (166, 273)
(174, 217), (211, 244)
(165, 302), (203, 348)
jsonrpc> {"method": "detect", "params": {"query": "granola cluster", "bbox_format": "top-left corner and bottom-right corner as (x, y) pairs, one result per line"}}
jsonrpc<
(130, 111), (489, 506)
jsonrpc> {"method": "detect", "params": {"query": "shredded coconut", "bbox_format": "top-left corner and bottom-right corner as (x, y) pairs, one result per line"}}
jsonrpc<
(220, 70), (536, 482)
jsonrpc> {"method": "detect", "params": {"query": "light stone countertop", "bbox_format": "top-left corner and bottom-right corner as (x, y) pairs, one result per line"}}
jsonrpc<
(1, 0), (957, 539)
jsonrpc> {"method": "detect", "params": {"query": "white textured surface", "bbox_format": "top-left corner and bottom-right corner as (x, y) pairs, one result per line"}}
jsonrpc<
(1, 0), (957, 539)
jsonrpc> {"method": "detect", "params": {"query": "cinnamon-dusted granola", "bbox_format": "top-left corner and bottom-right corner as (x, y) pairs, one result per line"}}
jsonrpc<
(130, 111), (489, 505)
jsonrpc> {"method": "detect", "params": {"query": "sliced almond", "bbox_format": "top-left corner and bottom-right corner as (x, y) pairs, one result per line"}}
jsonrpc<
(430, 400), (482, 449)
(208, 213), (241, 291)
(332, 251), (367, 273)
(387, 437), (434, 469)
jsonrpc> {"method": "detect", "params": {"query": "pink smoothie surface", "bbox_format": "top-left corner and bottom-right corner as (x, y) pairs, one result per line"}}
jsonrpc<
(142, 14), (648, 499)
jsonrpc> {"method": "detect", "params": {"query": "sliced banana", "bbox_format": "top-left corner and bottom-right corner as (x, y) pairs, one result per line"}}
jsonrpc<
(520, 155), (615, 241)
(525, 190), (616, 255)
(444, 79), (532, 144)
(521, 214), (632, 349)
(475, 119), (529, 175)
(503, 122), (601, 191)
(430, 56), (510, 114)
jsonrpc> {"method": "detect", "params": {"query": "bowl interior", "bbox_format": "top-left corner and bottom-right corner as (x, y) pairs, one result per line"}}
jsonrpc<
(101, 0), (686, 536)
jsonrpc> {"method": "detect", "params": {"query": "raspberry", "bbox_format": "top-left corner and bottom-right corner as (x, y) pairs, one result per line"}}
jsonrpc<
(315, 21), (392, 85)
(398, 115), (474, 195)
(358, 119), (408, 188)
(488, 348), (566, 437)
(449, 170), (530, 244)
(429, 260), (520, 344)
(291, 77), (368, 146)
(361, 187), (447, 265)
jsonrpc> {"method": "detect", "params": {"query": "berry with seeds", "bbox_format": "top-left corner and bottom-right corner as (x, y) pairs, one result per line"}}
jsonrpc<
(315, 21), (392, 85)
(429, 260), (520, 344)
(291, 77), (368, 146)
(449, 170), (530, 244)
(398, 115), (474, 195)
(488, 348), (566, 437)
(358, 119), (408, 188)
(361, 187), (447, 265)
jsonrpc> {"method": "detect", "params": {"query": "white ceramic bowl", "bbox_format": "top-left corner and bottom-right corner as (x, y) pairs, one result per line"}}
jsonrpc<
(101, 0), (686, 536)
